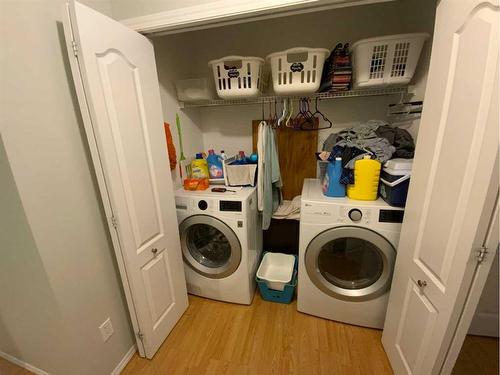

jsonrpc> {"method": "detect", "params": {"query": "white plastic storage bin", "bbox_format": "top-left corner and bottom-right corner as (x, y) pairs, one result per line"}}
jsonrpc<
(208, 55), (264, 99)
(256, 253), (296, 291)
(175, 78), (212, 102)
(352, 33), (429, 88)
(267, 47), (329, 95)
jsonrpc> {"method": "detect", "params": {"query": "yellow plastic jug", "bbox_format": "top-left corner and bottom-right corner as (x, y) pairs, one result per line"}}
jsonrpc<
(191, 154), (209, 179)
(347, 156), (381, 201)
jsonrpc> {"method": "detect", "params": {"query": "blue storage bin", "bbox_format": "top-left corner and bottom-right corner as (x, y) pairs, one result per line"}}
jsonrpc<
(256, 254), (297, 304)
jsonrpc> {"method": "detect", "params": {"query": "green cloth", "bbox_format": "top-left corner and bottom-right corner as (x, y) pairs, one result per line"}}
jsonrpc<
(262, 124), (282, 230)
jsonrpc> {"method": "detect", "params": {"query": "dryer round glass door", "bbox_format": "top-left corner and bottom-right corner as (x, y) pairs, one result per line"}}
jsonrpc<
(305, 226), (396, 301)
(179, 215), (242, 279)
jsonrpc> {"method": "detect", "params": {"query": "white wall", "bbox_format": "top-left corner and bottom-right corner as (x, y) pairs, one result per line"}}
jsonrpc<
(153, 0), (436, 169)
(0, 1), (134, 374)
(153, 32), (205, 187)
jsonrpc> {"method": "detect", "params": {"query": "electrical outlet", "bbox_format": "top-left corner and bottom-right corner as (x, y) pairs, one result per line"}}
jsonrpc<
(99, 318), (114, 342)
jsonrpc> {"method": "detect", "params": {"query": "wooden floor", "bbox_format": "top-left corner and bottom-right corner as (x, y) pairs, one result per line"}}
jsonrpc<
(453, 334), (499, 375)
(123, 293), (393, 375)
(0, 357), (32, 375)
(0, 294), (497, 375)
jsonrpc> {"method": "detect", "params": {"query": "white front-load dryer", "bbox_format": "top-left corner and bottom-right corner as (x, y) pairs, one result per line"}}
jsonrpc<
(175, 187), (262, 305)
(298, 179), (404, 329)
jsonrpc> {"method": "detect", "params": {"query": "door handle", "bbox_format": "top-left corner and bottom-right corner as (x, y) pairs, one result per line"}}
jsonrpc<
(151, 248), (158, 255)
(417, 279), (427, 288)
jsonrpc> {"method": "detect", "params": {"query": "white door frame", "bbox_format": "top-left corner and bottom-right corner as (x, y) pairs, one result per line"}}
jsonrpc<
(119, 0), (394, 35)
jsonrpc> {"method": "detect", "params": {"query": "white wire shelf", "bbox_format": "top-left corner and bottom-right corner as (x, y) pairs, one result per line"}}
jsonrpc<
(179, 86), (410, 108)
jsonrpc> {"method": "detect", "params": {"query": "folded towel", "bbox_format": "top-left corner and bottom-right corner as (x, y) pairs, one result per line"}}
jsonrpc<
(272, 195), (301, 220)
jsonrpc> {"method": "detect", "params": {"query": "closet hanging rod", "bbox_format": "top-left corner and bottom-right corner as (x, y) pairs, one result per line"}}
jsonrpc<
(179, 86), (411, 109)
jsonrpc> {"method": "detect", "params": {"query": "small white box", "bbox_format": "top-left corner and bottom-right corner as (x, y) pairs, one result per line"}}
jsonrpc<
(175, 78), (213, 102)
(257, 253), (296, 291)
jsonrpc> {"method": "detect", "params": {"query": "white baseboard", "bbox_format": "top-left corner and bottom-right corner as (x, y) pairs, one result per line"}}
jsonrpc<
(1, 344), (136, 375)
(468, 312), (499, 337)
(0, 350), (50, 375)
(110, 345), (136, 375)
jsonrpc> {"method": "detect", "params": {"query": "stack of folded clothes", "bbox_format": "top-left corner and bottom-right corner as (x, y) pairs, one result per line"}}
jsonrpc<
(320, 43), (352, 92)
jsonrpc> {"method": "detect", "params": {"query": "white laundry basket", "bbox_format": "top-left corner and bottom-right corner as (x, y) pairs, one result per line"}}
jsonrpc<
(352, 33), (429, 88)
(208, 55), (264, 99)
(267, 47), (329, 95)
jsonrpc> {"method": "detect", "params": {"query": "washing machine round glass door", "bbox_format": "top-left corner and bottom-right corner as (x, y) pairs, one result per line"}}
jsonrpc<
(179, 215), (242, 279)
(305, 226), (396, 301)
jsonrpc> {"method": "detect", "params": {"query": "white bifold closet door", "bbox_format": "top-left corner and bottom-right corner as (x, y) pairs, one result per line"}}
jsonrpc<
(382, 0), (499, 374)
(63, 1), (188, 358)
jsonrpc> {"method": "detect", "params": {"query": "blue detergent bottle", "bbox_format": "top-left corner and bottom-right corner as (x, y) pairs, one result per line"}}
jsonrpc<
(207, 149), (224, 179)
(323, 157), (345, 197)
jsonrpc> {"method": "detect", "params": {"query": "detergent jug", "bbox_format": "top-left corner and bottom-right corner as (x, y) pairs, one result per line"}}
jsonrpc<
(207, 149), (224, 179)
(323, 157), (345, 197)
(347, 156), (381, 200)
(191, 153), (209, 179)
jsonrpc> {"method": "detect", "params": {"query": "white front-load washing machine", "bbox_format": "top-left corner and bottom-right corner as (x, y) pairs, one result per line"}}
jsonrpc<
(175, 187), (262, 305)
(298, 179), (404, 329)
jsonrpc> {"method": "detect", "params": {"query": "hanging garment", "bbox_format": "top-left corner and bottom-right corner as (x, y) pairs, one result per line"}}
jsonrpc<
(257, 121), (282, 230)
(163, 122), (177, 171)
(257, 121), (265, 211)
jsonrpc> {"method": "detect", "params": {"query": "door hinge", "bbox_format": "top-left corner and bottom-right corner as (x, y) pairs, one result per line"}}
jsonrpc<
(136, 331), (144, 342)
(71, 40), (78, 58)
(110, 216), (118, 229)
(476, 246), (488, 264)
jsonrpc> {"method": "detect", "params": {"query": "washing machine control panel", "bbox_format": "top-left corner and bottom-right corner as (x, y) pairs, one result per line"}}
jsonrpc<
(338, 206), (372, 225)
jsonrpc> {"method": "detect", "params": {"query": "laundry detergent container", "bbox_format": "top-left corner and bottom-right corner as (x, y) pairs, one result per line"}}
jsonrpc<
(379, 158), (413, 207)
(347, 156), (381, 201)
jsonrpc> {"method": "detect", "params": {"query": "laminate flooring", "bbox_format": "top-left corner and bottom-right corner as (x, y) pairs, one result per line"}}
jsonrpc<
(123, 293), (393, 375)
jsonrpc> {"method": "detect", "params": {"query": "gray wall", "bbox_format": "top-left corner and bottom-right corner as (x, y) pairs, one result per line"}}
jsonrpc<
(0, 137), (76, 374)
(153, 0), (436, 176)
(0, 1), (134, 373)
